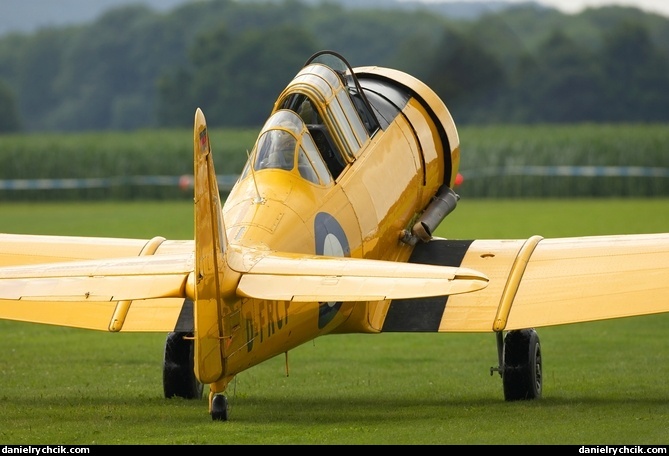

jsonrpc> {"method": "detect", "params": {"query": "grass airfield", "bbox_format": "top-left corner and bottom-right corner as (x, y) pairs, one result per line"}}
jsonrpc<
(0, 199), (667, 444)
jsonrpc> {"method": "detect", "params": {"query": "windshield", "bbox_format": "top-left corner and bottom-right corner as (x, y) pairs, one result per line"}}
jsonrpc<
(255, 129), (296, 171)
(241, 110), (333, 186)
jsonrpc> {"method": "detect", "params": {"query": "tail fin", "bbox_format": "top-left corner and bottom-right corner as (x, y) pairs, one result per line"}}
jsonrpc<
(192, 108), (227, 384)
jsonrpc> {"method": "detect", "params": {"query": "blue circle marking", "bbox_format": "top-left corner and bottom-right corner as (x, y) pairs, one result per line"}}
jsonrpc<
(314, 212), (349, 329)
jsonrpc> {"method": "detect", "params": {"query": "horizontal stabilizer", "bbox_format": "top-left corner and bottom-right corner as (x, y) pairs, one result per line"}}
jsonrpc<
(230, 246), (488, 302)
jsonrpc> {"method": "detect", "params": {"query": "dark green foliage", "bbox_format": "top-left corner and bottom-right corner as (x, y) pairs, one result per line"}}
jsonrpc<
(184, 24), (320, 127)
(2, 1), (669, 131)
(424, 28), (506, 121)
(0, 79), (21, 132)
(599, 20), (669, 122)
(501, 30), (606, 123)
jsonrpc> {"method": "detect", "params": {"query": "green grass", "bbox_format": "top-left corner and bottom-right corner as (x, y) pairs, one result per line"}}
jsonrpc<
(0, 199), (668, 444)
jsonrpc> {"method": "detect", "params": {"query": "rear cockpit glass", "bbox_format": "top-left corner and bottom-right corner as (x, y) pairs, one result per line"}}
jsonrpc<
(301, 131), (332, 184)
(305, 50), (380, 136)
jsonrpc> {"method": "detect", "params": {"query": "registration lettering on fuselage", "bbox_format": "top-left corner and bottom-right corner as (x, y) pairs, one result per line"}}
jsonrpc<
(244, 300), (290, 352)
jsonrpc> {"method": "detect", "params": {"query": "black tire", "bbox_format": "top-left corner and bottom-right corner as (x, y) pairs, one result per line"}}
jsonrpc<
(502, 329), (542, 401)
(163, 331), (204, 399)
(211, 394), (229, 421)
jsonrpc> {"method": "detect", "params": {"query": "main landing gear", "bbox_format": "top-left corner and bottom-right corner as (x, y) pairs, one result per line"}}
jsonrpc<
(163, 331), (204, 400)
(491, 328), (543, 401)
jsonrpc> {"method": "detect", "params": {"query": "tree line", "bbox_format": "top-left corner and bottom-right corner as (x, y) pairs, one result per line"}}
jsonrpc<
(1, 0), (669, 133)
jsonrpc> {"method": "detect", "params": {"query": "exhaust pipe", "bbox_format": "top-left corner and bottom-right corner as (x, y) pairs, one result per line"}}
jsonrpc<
(401, 186), (459, 245)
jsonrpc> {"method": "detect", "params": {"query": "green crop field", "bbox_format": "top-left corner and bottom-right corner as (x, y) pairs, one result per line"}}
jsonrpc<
(0, 199), (668, 444)
(2, 123), (669, 200)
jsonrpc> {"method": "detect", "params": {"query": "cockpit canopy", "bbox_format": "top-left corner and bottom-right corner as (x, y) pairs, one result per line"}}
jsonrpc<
(241, 51), (381, 187)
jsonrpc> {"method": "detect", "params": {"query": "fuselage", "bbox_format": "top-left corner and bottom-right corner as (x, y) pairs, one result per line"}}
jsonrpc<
(219, 51), (460, 376)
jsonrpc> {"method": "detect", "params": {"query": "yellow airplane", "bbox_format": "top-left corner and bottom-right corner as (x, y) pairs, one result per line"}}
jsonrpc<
(1, 50), (668, 421)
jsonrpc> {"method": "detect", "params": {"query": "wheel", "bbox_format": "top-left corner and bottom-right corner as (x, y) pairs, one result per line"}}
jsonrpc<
(211, 394), (229, 421)
(502, 328), (542, 401)
(163, 331), (203, 399)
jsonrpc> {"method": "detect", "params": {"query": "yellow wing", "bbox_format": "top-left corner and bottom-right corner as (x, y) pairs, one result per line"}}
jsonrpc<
(379, 233), (669, 333)
(0, 236), (488, 331)
(0, 233), (195, 332)
(3, 230), (667, 335)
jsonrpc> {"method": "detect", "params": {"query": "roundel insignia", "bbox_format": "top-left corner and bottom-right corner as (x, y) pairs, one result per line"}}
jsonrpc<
(314, 212), (350, 329)
(199, 128), (209, 155)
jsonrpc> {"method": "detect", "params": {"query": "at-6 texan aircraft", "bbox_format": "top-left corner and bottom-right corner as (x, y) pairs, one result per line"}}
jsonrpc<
(1, 51), (668, 421)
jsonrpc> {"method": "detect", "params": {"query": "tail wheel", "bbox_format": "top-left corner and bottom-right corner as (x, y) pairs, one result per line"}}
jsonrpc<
(503, 328), (542, 401)
(163, 331), (204, 399)
(211, 394), (229, 421)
